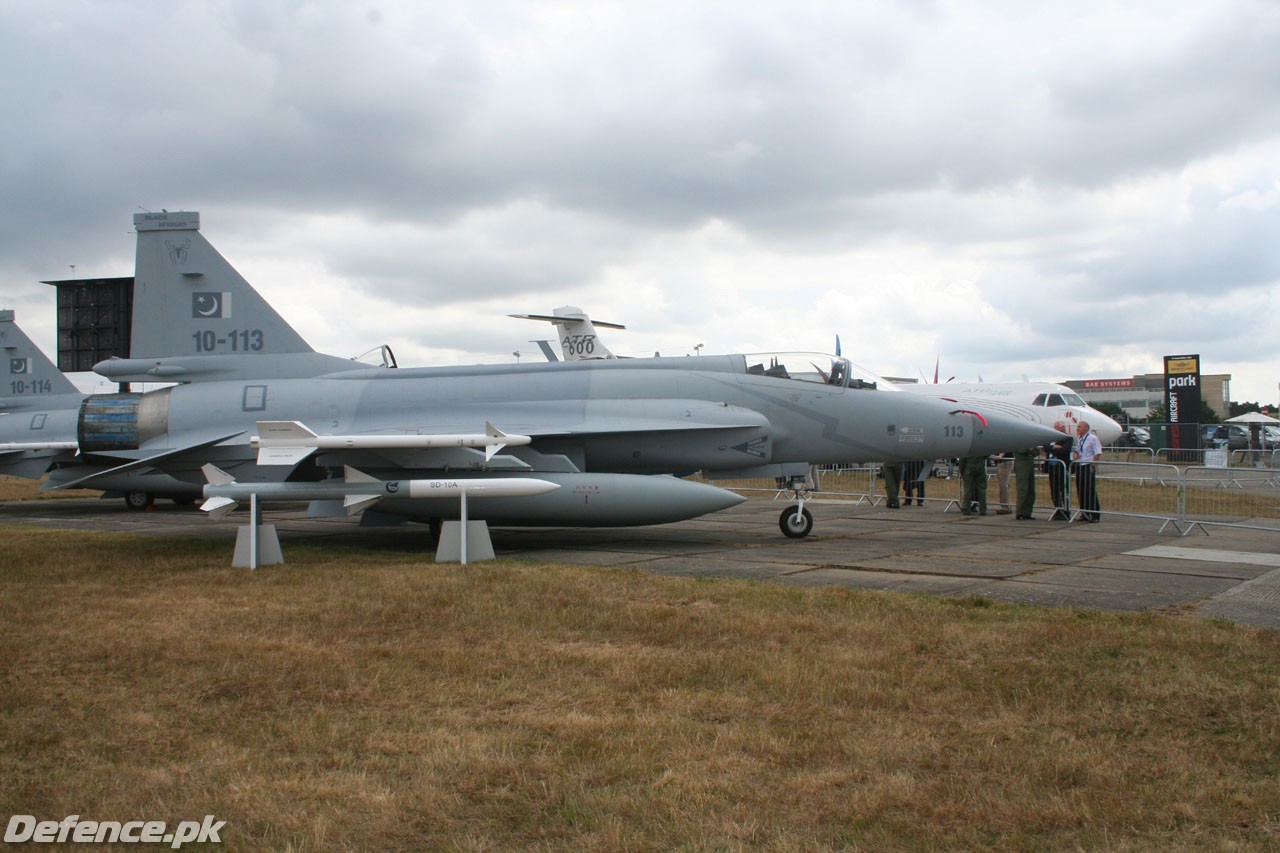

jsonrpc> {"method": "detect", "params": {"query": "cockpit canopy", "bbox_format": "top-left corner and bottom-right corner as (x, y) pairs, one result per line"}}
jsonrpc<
(744, 353), (883, 389)
(1031, 391), (1086, 407)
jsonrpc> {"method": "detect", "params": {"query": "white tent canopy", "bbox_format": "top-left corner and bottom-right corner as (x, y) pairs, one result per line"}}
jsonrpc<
(1226, 412), (1280, 424)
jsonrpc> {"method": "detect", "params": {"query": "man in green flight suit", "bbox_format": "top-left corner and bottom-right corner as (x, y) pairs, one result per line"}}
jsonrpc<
(1014, 447), (1037, 520)
(959, 455), (988, 517)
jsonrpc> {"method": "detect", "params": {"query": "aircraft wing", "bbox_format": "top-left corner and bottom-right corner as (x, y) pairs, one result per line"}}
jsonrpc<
(42, 432), (244, 491)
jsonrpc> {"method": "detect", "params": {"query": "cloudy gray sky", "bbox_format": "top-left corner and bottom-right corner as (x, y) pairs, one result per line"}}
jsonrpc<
(2, 0), (1277, 403)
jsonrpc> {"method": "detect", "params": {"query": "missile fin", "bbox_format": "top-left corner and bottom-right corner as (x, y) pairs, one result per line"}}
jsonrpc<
(484, 421), (509, 461)
(343, 466), (380, 484)
(257, 446), (316, 466)
(201, 496), (239, 517)
(256, 420), (318, 440)
(343, 494), (382, 515)
(201, 463), (236, 486)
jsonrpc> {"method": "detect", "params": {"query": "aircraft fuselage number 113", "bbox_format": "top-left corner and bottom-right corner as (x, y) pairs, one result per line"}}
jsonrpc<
(192, 329), (265, 353)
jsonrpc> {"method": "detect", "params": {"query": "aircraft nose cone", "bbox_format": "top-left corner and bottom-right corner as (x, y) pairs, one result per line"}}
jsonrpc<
(1091, 413), (1124, 446)
(968, 412), (1063, 454)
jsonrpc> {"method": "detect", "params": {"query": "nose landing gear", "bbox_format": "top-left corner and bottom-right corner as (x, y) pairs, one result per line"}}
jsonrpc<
(777, 473), (815, 538)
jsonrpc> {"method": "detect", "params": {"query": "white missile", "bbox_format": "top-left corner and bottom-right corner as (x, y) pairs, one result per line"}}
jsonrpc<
(250, 420), (532, 466)
(0, 440), (79, 452)
(200, 464), (559, 518)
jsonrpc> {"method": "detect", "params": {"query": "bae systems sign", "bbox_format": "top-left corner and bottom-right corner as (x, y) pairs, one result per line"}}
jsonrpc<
(1164, 354), (1202, 449)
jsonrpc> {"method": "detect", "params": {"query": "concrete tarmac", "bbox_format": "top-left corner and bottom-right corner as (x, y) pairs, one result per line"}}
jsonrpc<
(3, 494), (1278, 628)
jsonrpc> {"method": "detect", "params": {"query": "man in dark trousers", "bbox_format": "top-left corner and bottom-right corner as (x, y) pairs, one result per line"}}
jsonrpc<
(902, 459), (927, 506)
(1045, 421), (1073, 520)
(1014, 446), (1038, 519)
(959, 455), (988, 517)
(1073, 420), (1103, 522)
(882, 461), (902, 508)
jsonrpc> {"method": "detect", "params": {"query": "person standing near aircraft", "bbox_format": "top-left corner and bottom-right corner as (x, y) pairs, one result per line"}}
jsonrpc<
(959, 455), (988, 517)
(1045, 421), (1074, 521)
(1072, 421), (1103, 522)
(882, 461), (902, 508)
(993, 450), (1014, 514)
(1014, 447), (1037, 520)
(902, 459), (927, 506)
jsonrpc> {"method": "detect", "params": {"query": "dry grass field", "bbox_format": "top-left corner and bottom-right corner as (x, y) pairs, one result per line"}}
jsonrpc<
(2, 522), (1278, 851)
(0, 475), (97, 502)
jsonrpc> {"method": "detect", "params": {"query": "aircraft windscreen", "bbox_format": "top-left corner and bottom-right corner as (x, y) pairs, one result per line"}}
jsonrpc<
(1063, 393), (1086, 406)
(744, 353), (882, 389)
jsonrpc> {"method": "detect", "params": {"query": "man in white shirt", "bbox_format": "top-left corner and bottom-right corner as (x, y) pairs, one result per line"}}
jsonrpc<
(1072, 421), (1103, 522)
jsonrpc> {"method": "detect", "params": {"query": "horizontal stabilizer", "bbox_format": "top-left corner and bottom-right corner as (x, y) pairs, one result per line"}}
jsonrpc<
(49, 432), (243, 491)
(509, 311), (626, 330)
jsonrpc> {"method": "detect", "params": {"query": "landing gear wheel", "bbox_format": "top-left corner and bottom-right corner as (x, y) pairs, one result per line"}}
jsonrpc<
(124, 491), (155, 511)
(779, 505), (814, 538)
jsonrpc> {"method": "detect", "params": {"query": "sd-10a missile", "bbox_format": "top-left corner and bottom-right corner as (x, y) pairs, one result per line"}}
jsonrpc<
(251, 420), (532, 466)
(201, 464), (559, 517)
(201, 465), (745, 527)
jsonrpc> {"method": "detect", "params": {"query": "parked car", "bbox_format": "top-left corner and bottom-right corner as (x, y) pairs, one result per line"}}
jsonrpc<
(1202, 424), (1249, 451)
(1113, 426), (1150, 448)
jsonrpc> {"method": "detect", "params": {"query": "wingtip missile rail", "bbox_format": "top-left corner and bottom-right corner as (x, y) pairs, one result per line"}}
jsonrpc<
(250, 420), (533, 466)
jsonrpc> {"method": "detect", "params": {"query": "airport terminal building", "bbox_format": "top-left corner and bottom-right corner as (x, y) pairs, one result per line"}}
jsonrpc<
(1064, 373), (1231, 422)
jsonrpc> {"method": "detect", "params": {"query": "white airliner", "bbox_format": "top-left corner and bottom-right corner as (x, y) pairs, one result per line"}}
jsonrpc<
(888, 380), (1124, 446)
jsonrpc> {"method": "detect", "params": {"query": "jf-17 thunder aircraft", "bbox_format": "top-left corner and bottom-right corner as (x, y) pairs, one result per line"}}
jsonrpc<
(520, 309), (1125, 447)
(0, 310), (202, 508)
(1, 310), (83, 474)
(32, 211), (1060, 541)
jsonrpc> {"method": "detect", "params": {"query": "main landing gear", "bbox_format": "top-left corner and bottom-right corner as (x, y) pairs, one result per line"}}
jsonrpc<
(124, 490), (155, 511)
(777, 473), (815, 538)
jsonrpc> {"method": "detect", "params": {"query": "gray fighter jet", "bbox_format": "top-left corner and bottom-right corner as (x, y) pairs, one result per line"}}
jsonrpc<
(1, 309), (82, 474)
(0, 309), (202, 508)
(48, 212), (1061, 538)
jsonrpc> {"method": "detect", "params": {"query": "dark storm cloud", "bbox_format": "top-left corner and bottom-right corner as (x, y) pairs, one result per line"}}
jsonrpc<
(1, 0), (1277, 398)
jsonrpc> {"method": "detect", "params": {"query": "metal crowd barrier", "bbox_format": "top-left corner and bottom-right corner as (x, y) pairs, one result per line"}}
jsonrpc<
(710, 458), (1280, 537)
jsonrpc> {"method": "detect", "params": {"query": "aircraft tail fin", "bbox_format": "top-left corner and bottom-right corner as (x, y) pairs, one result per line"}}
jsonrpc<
(0, 309), (82, 406)
(131, 211), (314, 358)
(509, 306), (624, 361)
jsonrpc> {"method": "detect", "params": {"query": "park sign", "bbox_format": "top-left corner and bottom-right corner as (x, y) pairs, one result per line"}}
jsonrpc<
(1164, 354), (1202, 449)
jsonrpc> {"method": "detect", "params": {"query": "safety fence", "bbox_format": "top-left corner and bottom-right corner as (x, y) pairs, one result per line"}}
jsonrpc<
(1103, 446), (1280, 469)
(1154, 448), (1280, 469)
(708, 459), (1280, 537)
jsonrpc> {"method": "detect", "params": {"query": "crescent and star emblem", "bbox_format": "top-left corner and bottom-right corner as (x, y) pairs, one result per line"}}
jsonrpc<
(195, 294), (220, 317)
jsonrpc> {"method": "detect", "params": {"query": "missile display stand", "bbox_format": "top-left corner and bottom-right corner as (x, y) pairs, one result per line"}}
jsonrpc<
(232, 494), (284, 569)
(433, 491), (495, 564)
